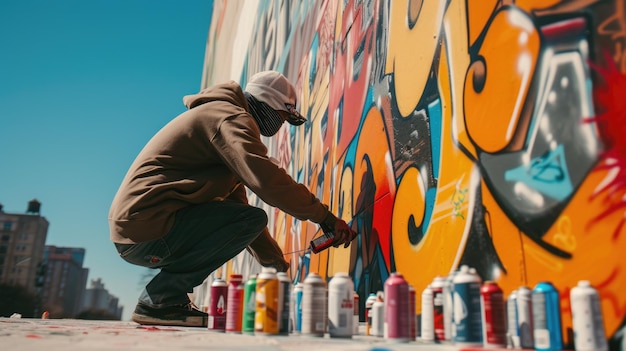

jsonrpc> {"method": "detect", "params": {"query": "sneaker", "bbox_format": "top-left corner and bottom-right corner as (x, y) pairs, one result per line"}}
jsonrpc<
(132, 302), (208, 327)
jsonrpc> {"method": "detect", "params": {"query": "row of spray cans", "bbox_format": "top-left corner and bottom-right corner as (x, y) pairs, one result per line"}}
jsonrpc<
(505, 280), (608, 351)
(359, 267), (608, 351)
(208, 270), (360, 337)
(416, 266), (608, 351)
(206, 267), (291, 335)
(208, 268), (607, 350)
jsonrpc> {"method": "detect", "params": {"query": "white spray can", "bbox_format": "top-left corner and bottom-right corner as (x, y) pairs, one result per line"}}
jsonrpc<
(516, 286), (534, 349)
(371, 291), (385, 337)
(301, 272), (326, 337)
(570, 280), (608, 351)
(443, 271), (456, 341)
(328, 272), (354, 338)
(421, 284), (435, 342)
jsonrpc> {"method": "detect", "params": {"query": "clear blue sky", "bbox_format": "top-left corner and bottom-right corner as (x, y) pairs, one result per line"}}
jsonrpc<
(0, 0), (213, 321)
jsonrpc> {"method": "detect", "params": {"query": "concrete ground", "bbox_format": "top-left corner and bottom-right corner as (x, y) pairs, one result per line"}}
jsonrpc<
(0, 317), (512, 351)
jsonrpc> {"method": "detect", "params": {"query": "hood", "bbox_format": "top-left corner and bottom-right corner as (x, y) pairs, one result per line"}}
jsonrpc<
(182, 80), (247, 110)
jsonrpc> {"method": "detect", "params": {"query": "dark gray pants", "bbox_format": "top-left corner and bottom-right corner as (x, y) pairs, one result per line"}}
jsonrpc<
(115, 200), (267, 307)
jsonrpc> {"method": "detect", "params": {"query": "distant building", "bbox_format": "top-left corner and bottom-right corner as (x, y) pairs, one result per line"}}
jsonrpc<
(41, 246), (89, 317)
(82, 278), (123, 319)
(0, 200), (49, 296)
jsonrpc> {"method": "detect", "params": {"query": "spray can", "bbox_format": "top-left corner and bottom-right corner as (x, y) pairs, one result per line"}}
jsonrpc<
(208, 278), (228, 332)
(328, 272), (354, 338)
(301, 272), (326, 337)
(532, 282), (563, 351)
(480, 281), (507, 348)
(225, 274), (244, 333)
(443, 271), (456, 341)
(516, 286), (534, 348)
(570, 280), (608, 351)
(431, 276), (446, 341)
(371, 291), (385, 337)
(421, 284), (435, 342)
(276, 272), (291, 335)
(452, 265), (482, 346)
(353, 291), (359, 335)
(506, 290), (520, 348)
(408, 285), (416, 340)
(384, 272), (411, 342)
(255, 267), (279, 335)
(242, 275), (257, 334)
(324, 287), (329, 333)
(365, 293), (377, 335)
(292, 283), (303, 334)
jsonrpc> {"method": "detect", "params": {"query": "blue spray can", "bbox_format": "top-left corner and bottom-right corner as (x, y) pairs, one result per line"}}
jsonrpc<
(452, 265), (483, 346)
(531, 282), (563, 351)
(292, 283), (303, 333)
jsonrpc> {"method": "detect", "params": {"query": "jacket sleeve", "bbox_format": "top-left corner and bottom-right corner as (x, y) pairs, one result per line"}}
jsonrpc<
(211, 113), (329, 224)
(225, 181), (288, 270)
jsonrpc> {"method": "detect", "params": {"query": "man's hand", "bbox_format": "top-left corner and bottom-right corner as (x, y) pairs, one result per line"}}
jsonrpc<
(319, 211), (358, 249)
(331, 218), (358, 248)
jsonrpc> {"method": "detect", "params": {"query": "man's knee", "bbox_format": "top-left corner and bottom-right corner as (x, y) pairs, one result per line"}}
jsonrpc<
(246, 206), (268, 232)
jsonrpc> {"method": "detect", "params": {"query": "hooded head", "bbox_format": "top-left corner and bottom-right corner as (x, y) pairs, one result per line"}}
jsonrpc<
(244, 71), (306, 136)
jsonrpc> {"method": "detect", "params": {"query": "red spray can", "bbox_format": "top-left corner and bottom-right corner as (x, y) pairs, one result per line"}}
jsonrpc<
(409, 284), (416, 340)
(208, 278), (228, 332)
(353, 291), (360, 335)
(225, 274), (244, 333)
(480, 281), (507, 348)
(431, 276), (446, 341)
(384, 272), (410, 342)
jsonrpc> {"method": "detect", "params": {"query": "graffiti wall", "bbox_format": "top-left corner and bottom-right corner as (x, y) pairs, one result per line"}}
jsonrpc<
(198, 0), (626, 347)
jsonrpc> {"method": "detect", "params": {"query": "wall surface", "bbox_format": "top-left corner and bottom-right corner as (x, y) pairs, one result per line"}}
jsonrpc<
(199, 0), (626, 348)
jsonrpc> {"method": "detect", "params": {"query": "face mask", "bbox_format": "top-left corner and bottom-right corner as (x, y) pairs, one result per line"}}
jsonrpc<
(245, 92), (285, 137)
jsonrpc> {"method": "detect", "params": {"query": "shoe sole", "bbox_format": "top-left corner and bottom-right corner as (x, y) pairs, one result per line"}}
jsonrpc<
(132, 312), (207, 328)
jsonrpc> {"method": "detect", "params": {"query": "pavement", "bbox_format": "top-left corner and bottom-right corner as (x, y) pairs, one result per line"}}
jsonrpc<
(0, 317), (519, 351)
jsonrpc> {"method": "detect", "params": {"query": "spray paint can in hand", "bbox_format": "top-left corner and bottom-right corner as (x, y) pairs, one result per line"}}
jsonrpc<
(292, 283), (303, 334)
(255, 267), (279, 335)
(276, 272), (291, 335)
(480, 281), (507, 348)
(532, 281), (563, 351)
(208, 278), (228, 332)
(384, 272), (411, 342)
(225, 274), (244, 333)
(242, 275), (257, 334)
(371, 291), (385, 337)
(431, 276), (446, 341)
(353, 291), (359, 335)
(452, 265), (482, 346)
(301, 272), (327, 337)
(421, 284), (435, 342)
(570, 280), (608, 351)
(328, 272), (354, 338)
(516, 286), (534, 349)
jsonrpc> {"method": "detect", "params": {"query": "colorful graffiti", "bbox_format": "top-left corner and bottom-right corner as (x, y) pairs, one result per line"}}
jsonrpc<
(200, 0), (626, 348)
